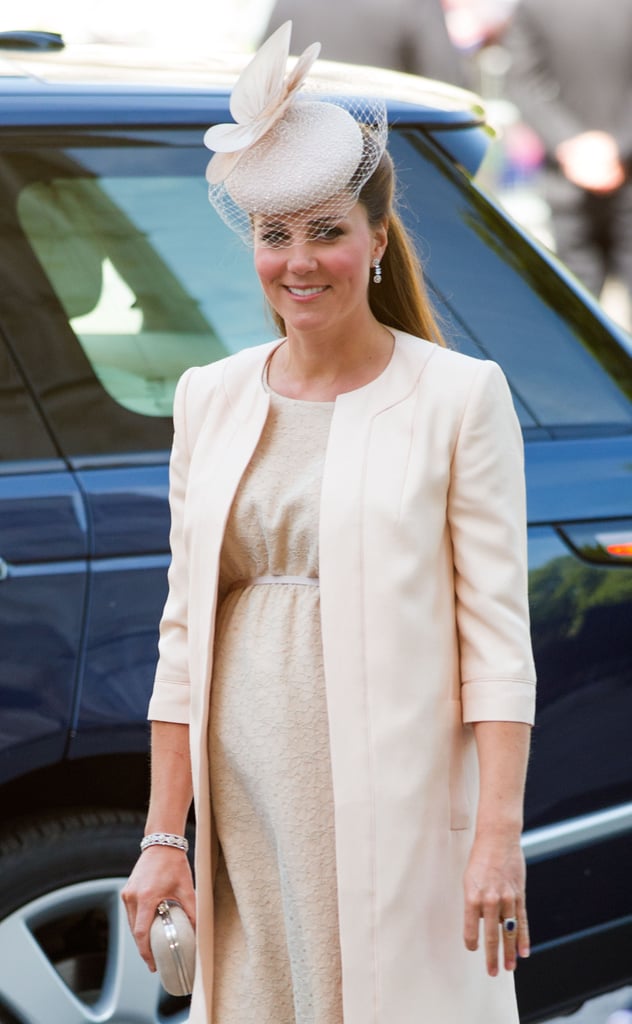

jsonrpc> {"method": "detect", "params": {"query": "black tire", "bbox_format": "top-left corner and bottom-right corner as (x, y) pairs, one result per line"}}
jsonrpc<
(0, 808), (145, 918)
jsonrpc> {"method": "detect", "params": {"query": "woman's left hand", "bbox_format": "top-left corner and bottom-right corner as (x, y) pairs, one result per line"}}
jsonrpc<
(463, 833), (530, 976)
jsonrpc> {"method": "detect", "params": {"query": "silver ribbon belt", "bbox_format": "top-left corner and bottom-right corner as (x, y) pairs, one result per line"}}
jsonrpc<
(228, 574), (319, 593)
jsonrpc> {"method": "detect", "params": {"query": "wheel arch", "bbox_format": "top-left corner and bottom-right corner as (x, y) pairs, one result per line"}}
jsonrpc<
(0, 752), (150, 824)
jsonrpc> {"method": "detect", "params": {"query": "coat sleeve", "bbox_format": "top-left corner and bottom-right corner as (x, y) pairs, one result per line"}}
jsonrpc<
(147, 367), (196, 724)
(447, 359), (536, 725)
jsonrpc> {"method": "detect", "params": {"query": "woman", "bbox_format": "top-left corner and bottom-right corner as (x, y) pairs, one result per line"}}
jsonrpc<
(123, 21), (536, 1024)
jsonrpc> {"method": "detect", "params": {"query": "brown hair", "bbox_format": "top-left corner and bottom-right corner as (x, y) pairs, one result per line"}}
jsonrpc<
(266, 150), (447, 347)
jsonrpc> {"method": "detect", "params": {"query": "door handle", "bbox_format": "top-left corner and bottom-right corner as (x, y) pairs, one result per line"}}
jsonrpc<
(0, 558), (9, 581)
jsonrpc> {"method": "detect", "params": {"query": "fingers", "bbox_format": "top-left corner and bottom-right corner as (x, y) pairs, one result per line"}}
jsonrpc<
(482, 893), (513, 976)
(499, 908), (518, 973)
(463, 896), (481, 954)
(463, 838), (529, 976)
(121, 881), (158, 971)
(516, 897), (531, 961)
(501, 890), (530, 970)
(464, 889), (530, 976)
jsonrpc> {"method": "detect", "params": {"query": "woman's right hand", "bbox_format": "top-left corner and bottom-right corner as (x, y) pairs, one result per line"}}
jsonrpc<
(121, 847), (196, 971)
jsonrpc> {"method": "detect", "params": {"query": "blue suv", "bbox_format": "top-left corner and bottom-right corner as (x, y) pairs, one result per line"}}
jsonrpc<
(0, 30), (631, 1024)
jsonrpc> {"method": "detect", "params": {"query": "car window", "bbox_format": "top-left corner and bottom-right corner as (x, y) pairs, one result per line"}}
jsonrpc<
(13, 139), (269, 419)
(390, 129), (632, 435)
(3, 126), (631, 463)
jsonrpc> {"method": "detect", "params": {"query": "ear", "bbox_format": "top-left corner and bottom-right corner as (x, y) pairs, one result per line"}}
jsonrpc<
(372, 218), (389, 261)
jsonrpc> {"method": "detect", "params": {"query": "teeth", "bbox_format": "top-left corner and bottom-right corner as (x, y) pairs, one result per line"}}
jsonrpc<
(287, 286), (325, 296)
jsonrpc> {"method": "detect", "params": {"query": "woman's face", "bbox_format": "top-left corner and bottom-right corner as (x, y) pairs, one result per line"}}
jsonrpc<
(253, 201), (387, 334)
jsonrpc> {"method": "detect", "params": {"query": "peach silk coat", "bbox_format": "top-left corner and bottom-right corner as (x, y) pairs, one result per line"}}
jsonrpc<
(148, 330), (537, 1024)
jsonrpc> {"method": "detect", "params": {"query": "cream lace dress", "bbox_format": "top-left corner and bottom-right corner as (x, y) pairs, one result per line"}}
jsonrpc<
(208, 382), (343, 1024)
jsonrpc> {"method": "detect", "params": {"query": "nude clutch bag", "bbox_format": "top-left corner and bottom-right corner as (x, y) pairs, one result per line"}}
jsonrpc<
(149, 899), (196, 997)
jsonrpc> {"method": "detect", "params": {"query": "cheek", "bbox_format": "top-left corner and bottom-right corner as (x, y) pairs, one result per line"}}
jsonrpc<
(329, 248), (369, 285)
(339, 235), (373, 280)
(254, 249), (282, 289)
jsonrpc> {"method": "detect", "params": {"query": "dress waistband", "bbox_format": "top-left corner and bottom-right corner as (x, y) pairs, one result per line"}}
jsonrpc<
(228, 574), (319, 593)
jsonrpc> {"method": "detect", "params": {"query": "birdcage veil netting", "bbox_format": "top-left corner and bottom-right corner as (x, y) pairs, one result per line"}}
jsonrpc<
(206, 90), (388, 247)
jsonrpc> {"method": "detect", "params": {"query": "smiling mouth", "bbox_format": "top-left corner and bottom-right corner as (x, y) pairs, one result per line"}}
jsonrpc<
(285, 286), (328, 297)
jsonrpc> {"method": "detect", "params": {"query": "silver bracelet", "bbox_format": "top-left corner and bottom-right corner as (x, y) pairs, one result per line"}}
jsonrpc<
(140, 832), (189, 853)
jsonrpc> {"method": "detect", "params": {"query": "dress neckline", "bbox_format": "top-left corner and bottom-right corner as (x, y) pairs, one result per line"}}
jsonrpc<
(263, 370), (336, 408)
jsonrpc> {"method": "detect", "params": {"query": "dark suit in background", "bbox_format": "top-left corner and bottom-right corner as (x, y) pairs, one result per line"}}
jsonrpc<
(261, 0), (464, 84)
(503, 0), (632, 299)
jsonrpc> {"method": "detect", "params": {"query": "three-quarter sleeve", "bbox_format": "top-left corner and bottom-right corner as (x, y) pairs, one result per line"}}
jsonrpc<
(448, 360), (536, 724)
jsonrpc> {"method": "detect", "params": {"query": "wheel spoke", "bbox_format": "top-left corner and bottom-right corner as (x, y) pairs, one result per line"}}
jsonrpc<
(0, 878), (180, 1024)
(0, 906), (90, 1024)
(97, 888), (163, 1018)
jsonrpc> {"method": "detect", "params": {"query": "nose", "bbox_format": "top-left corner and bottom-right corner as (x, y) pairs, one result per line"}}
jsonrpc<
(286, 243), (318, 274)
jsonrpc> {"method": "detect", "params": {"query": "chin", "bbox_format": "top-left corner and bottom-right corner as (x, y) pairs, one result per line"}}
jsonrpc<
(285, 309), (330, 332)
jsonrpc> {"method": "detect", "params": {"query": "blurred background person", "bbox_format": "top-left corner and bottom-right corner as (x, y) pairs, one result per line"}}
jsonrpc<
(443, 0), (517, 55)
(502, 0), (632, 313)
(261, 0), (465, 83)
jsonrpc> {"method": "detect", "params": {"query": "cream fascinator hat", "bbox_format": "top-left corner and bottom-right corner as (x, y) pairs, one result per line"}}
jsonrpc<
(204, 21), (388, 246)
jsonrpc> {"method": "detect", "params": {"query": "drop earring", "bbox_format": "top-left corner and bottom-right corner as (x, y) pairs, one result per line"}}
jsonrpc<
(372, 258), (382, 284)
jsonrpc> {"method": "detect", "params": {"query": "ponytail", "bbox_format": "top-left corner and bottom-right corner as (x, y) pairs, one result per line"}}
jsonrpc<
(361, 151), (446, 346)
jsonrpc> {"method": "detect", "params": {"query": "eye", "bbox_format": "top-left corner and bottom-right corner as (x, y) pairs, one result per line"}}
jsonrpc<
(257, 223), (290, 247)
(308, 221), (344, 242)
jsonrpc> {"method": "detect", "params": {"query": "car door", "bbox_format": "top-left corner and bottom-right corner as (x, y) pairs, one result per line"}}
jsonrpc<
(0, 333), (88, 784)
(0, 124), (270, 761)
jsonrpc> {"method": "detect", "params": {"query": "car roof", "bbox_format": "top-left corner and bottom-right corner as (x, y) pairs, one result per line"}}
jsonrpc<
(0, 34), (486, 130)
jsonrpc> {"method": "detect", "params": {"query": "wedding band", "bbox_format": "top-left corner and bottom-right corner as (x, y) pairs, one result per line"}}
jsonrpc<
(502, 917), (518, 934)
